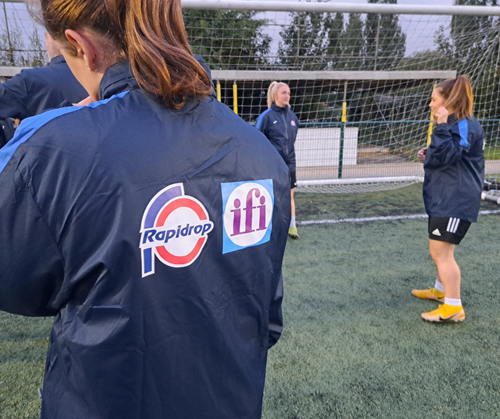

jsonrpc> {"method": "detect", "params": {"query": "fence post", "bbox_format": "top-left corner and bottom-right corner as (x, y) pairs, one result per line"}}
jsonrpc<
(338, 81), (347, 179)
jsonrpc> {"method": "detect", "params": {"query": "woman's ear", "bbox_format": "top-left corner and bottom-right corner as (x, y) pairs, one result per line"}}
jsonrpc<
(64, 29), (98, 72)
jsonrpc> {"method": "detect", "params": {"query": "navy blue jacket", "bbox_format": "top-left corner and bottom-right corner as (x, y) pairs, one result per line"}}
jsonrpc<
(0, 55), (87, 120)
(423, 114), (485, 222)
(256, 103), (299, 172)
(0, 61), (290, 419)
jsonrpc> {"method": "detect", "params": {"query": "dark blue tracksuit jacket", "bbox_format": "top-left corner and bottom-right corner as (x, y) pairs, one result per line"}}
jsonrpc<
(0, 55), (87, 120)
(0, 61), (290, 419)
(423, 114), (485, 222)
(256, 103), (299, 172)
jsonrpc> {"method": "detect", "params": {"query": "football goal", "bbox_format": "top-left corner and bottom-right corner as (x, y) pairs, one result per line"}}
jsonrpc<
(181, 0), (500, 192)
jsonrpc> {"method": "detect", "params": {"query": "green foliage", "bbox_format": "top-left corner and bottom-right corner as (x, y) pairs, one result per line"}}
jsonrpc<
(278, 10), (346, 71)
(276, 3), (407, 124)
(278, 2), (406, 72)
(433, 0), (500, 145)
(340, 13), (365, 70)
(364, 0), (406, 70)
(0, 12), (45, 68)
(183, 9), (271, 70)
(24, 30), (46, 68)
(0, 21), (23, 66)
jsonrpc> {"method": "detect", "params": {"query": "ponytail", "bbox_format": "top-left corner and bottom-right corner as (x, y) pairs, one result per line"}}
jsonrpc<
(41, 0), (212, 109)
(435, 75), (474, 121)
(267, 81), (289, 109)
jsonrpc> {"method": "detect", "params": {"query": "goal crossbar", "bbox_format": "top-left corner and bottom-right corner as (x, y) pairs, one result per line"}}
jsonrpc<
(298, 176), (424, 187)
(182, 0), (500, 16)
(212, 71), (457, 81)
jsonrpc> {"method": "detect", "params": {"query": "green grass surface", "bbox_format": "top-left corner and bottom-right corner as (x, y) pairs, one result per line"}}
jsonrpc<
(484, 147), (500, 160)
(1, 184), (499, 418)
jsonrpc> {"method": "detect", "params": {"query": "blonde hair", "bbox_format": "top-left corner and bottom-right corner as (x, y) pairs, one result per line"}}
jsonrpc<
(267, 81), (290, 109)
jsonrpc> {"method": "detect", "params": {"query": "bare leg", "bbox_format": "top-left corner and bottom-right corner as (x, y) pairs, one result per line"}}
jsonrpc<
(428, 239), (461, 300)
(291, 188), (295, 217)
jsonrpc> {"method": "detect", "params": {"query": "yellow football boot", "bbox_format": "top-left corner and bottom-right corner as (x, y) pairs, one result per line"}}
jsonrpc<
(412, 287), (444, 303)
(421, 304), (465, 323)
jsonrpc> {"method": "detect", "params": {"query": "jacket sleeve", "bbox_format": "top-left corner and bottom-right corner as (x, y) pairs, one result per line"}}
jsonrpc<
(255, 113), (269, 138)
(268, 271), (283, 348)
(289, 115), (298, 172)
(424, 122), (464, 168)
(0, 74), (28, 120)
(0, 156), (64, 317)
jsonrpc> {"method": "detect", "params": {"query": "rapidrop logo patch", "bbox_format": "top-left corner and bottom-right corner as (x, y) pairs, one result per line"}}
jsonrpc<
(221, 180), (274, 254)
(140, 183), (213, 276)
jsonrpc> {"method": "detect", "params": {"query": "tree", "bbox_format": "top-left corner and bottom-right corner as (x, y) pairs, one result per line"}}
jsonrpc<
(435, 0), (500, 120)
(0, 21), (23, 66)
(24, 29), (46, 68)
(363, 0), (406, 71)
(340, 13), (365, 71)
(183, 9), (271, 70)
(278, 11), (332, 71)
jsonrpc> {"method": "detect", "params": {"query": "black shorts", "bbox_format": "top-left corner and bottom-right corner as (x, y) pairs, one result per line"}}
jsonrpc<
(290, 171), (297, 189)
(428, 216), (471, 245)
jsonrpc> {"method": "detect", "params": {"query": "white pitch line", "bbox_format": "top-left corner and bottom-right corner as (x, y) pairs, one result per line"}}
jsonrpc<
(297, 210), (500, 226)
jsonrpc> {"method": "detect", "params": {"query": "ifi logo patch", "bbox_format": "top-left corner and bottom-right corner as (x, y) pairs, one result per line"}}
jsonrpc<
(140, 183), (213, 276)
(221, 180), (274, 254)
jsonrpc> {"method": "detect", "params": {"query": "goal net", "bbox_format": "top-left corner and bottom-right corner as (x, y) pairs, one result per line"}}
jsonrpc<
(181, 1), (500, 193)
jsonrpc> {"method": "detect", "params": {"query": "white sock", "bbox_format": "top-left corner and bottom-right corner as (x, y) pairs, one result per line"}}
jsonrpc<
(434, 280), (444, 292)
(290, 216), (296, 228)
(444, 297), (462, 307)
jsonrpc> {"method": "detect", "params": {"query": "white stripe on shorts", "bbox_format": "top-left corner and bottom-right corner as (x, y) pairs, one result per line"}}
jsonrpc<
(447, 217), (460, 233)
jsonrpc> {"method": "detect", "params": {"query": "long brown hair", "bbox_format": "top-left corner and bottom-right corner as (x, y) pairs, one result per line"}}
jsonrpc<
(435, 75), (474, 121)
(40, 0), (212, 109)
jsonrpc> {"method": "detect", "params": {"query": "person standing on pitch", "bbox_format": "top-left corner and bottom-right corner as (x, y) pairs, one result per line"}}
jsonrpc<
(0, 0), (290, 418)
(413, 75), (484, 323)
(256, 81), (300, 239)
(0, 32), (87, 121)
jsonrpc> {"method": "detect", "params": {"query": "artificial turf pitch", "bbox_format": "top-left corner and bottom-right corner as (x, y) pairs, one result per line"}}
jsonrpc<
(1, 184), (499, 418)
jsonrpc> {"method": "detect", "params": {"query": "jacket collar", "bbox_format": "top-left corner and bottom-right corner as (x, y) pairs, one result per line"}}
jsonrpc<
(271, 102), (288, 113)
(447, 113), (458, 125)
(99, 61), (138, 101)
(48, 55), (65, 66)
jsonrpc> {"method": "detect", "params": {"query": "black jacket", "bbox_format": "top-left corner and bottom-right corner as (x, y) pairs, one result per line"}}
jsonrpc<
(0, 55), (87, 120)
(0, 61), (290, 419)
(256, 103), (299, 172)
(423, 114), (485, 222)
